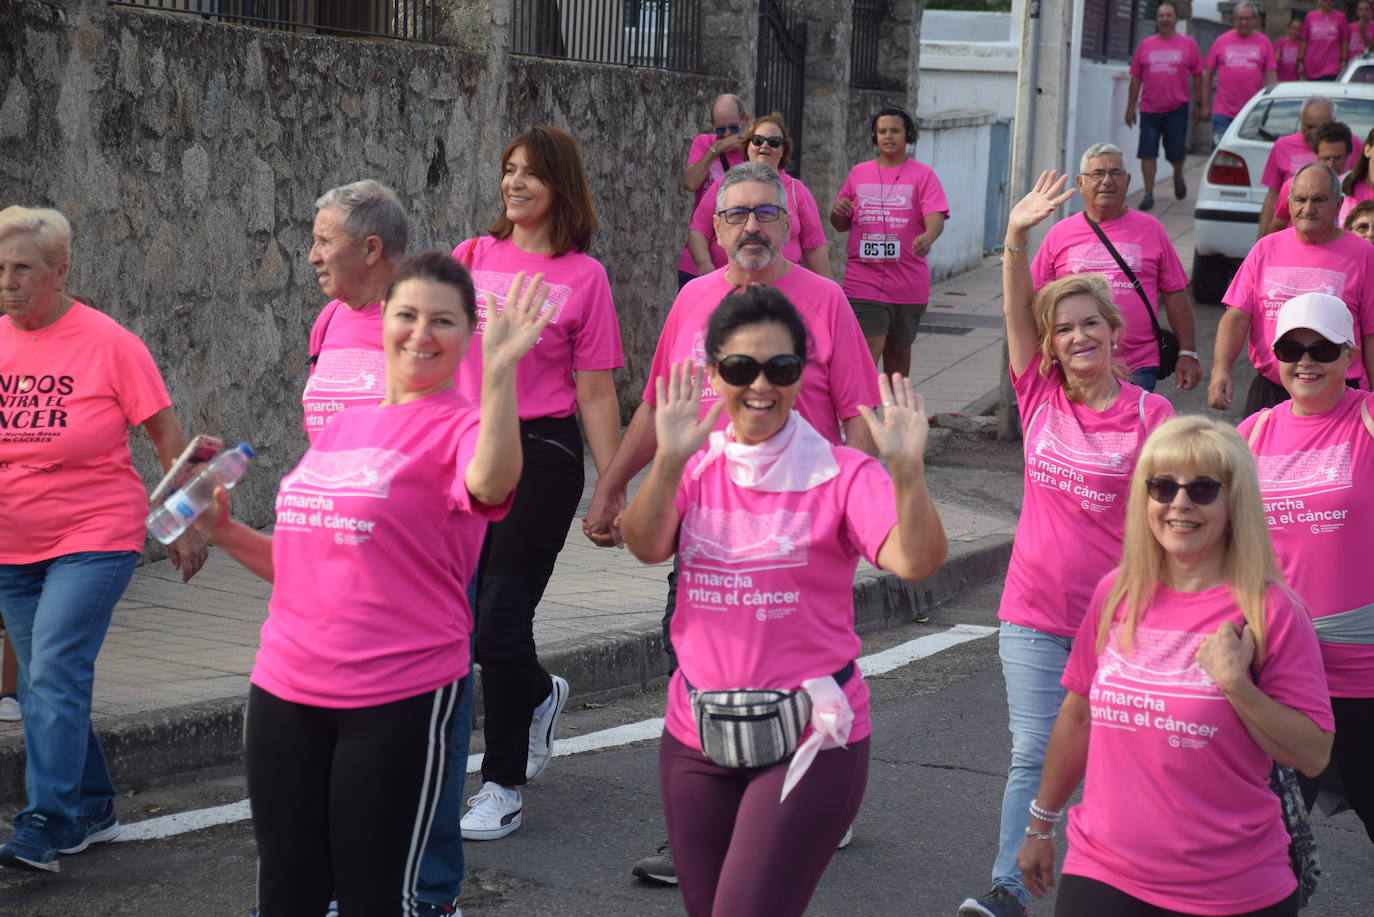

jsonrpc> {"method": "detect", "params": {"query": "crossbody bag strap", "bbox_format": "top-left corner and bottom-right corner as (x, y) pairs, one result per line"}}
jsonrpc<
(1362, 396), (1374, 440)
(1083, 214), (1164, 336)
(1246, 408), (1273, 449)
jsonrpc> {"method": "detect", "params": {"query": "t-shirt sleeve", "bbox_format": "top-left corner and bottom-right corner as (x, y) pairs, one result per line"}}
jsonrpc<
(1010, 352), (1059, 412)
(795, 182), (827, 250)
(1030, 229), (1057, 289)
(826, 298), (880, 419)
(1204, 42), (1221, 71)
(111, 329), (173, 426)
(838, 455), (899, 567)
(1130, 43), (1146, 79)
(687, 133), (713, 166)
(1256, 586), (1335, 732)
(1262, 39), (1277, 70)
(837, 170), (857, 209)
(1143, 392), (1176, 432)
(1235, 409), (1261, 439)
(1222, 249), (1259, 313)
(1360, 251), (1374, 336)
(918, 166), (952, 220)
(448, 411), (514, 520)
(1157, 225), (1190, 292)
(308, 300), (342, 365)
(642, 303), (683, 406)
(1188, 39), (1203, 75)
(1261, 146), (1285, 192)
(1300, 15), (1313, 42)
(690, 187), (718, 237)
(1062, 573), (1117, 695)
(570, 261), (624, 372)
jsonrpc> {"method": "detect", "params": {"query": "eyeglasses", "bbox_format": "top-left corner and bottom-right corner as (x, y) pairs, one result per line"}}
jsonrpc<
(715, 353), (804, 387)
(749, 135), (784, 149)
(1273, 338), (1345, 363)
(713, 125), (741, 136)
(1083, 168), (1127, 182)
(1146, 477), (1225, 506)
(715, 204), (787, 224)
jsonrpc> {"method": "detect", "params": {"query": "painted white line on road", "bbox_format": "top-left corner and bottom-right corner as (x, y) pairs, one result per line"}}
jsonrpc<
(115, 624), (998, 840)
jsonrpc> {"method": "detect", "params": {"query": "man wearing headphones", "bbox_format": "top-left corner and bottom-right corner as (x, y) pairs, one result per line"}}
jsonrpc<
(830, 106), (948, 379)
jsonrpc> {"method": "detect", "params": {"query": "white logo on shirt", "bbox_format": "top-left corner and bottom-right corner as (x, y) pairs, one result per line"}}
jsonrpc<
(1033, 406), (1140, 475)
(1260, 265), (1347, 318)
(678, 507), (811, 572)
(280, 448), (411, 499)
(304, 348), (386, 396)
(1065, 241), (1144, 275)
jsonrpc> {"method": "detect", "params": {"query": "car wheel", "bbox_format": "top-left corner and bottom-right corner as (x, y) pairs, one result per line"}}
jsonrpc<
(1191, 249), (1236, 305)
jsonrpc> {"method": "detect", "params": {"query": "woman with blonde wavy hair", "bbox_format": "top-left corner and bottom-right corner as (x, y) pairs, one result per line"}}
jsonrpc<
(1017, 416), (1334, 917)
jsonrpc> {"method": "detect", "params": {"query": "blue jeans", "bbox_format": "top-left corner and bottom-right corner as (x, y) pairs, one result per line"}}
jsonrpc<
(1131, 365), (1160, 392)
(1211, 113), (1234, 146)
(992, 621), (1073, 903)
(0, 550), (139, 838)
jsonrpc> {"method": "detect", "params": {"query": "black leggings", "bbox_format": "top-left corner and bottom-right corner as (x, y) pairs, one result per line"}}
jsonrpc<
(245, 681), (461, 916)
(1056, 875), (1298, 917)
(1300, 695), (1374, 843)
(475, 415), (584, 786)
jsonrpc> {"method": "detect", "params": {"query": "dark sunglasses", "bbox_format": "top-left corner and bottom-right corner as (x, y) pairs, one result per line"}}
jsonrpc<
(716, 353), (804, 387)
(1145, 477), (1225, 506)
(714, 125), (741, 136)
(1273, 338), (1344, 363)
(716, 204), (787, 225)
(749, 135), (784, 149)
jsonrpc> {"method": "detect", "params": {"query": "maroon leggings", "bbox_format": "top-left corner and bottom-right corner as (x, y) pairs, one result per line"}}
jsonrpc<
(659, 731), (869, 917)
(1056, 875), (1299, 917)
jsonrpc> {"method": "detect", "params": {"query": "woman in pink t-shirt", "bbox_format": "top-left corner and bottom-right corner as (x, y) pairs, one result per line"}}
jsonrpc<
(687, 112), (832, 279)
(1339, 126), (1374, 225)
(1018, 416), (1334, 916)
(1276, 19), (1303, 82)
(0, 206), (207, 873)
(449, 125), (624, 840)
(200, 254), (552, 915)
(621, 286), (946, 917)
(1351, 0), (1373, 59)
(1239, 292), (1374, 845)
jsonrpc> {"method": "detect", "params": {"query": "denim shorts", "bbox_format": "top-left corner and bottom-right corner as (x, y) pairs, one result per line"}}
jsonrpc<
(1138, 103), (1190, 163)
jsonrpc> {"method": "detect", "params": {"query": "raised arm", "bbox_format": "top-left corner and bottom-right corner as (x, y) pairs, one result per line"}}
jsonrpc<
(1004, 171), (1077, 377)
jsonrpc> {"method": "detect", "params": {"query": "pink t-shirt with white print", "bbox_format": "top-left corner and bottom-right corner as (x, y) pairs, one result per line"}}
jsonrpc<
(1350, 19), (1374, 58)
(1339, 176), (1374, 224)
(1130, 32), (1202, 113)
(1260, 133), (1316, 193)
(1301, 8), (1349, 79)
(1205, 30), (1277, 119)
(452, 236), (623, 421)
(1221, 227), (1374, 385)
(642, 266), (879, 444)
(663, 444), (897, 751)
(255, 389), (512, 708)
(687, 172), (828, 272)
(1060, 576), (1333, 915)
(1276, 38), (1301, 81)
(302, 300), (385, 441)
(837, 158), (951, 305)
(678, 134), (747, 275)
(1000, 365), (1173, 637)
(1240, 389), (1374, 697)
(1031, 210), (1190, 372)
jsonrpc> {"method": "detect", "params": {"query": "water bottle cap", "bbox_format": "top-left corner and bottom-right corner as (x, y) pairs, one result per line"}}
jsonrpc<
(237, 442), (256, 459)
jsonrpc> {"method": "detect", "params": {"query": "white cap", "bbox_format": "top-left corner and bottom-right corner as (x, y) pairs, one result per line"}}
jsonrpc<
(1273, 292), (1356, 348)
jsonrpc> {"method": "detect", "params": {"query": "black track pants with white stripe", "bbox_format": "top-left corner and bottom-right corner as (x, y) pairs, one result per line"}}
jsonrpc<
(245, 680), (461, 916)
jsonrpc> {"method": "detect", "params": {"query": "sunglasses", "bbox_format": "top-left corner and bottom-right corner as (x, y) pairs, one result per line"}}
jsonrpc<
(716, 353), (804, 387)
(716, 204), (787, 225)
(1273, 338), (1344, 363)
(1146, 477), (1225, 506)
(749, 135), (784, 149)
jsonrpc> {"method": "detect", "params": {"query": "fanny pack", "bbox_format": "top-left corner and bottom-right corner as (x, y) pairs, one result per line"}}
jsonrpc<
(687, 662), (853, 770)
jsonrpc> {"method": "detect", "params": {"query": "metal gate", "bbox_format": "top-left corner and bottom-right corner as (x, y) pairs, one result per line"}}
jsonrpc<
(756, 0), (807, 176)
(983, 118), (1012, 253)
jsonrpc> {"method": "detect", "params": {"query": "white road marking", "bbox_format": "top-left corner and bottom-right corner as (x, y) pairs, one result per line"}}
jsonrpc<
(115, 624), (997, 843)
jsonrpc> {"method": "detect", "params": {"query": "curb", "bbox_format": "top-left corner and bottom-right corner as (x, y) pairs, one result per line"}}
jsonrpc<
(0, 533), (1013, 805)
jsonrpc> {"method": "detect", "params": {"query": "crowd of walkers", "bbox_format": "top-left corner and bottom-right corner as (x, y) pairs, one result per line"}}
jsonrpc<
(1, 80), (1372, 917)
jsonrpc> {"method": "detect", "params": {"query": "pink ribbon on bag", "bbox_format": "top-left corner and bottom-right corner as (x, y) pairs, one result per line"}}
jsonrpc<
(780, 673), (854, 802)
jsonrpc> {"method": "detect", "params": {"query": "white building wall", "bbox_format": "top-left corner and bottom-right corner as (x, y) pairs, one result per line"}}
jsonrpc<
(914, 112), (996, 281)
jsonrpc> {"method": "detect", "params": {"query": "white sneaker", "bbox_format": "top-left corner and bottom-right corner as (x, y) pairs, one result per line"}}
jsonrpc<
(525, 675), (569, 782)
(0, 697), (20, 722)
(460, 782), (522, 840)
(838, 825), (853, 849)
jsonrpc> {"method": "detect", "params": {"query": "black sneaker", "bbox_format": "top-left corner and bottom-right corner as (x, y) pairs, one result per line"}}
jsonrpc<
(1139, 191), (1155, 212)
(957, 885), (1027, 917)
(1174, 175), (1187, 200)
(632, 841), (678, 886)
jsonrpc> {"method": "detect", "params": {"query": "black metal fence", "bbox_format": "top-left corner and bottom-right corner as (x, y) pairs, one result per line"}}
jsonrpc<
(108, 0), (437, 42)
(756, 0), (807, 175)
(512, 0), (704, 71)
(849, 0), (886, 89)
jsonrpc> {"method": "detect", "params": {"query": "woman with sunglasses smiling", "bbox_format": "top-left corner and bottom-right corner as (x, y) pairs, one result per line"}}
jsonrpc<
(621, 285), (946, 917)
(1018, 415), (1333, 916)
(686, 111), (832, 279)
(1239, 291), (1374, 844)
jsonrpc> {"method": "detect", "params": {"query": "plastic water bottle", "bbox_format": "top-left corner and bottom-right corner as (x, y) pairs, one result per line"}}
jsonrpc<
(146, 442), (256, 544)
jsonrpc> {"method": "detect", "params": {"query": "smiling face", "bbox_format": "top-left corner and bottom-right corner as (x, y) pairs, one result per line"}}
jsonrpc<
(747, 121), (786, 172)
(1051, 293), (1117, 379)
(1076, 153), (1130, 220)
(0, 231), (67, 330)
(715, 180), (789, 273)
(501, 144), (554, 230)
(1290, 167), (1341, 239)
(382, 277), (473, 401)
(1276, 327), (1354, 413)
(1146, 468), (1231, 571)
(708, 321), (802, 445)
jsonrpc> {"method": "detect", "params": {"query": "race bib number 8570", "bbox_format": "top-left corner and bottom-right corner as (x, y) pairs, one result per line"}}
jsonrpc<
(860, 237), (900, 260)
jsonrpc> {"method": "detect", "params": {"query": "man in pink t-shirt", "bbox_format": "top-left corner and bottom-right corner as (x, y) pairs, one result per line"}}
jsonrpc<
(1276, 18), (1302, 82)
(1212, 163), (1374, 414)
(1299, 0), (1349, 80)
(677, 94), (750, 288)
(1200, 3), (1276, 143)
(1257, 95), (1334, 236)
(1125, 1), (1202, 210)
(1265, 120), (1352, 235)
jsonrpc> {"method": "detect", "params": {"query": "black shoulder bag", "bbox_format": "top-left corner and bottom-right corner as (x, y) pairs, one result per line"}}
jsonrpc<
(1082, 215), (1180, 380)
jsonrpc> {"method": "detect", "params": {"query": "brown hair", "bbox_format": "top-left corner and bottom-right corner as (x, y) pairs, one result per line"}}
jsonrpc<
(748, 111), (795, 172)
(1345, 199), (1374, 231)
(385, 251), (477, 326)
(487, 125), (598, 255)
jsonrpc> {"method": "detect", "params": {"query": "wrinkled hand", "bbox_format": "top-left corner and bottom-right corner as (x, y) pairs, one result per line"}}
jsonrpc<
(582, 486), (626, 548)
(856, 373), (929, 471)
(482, 271), (556, 371)
(1018, 836), (1057, 899)
(1196, 621), (1255, 694)
(715, 131), (747, 155)
(654, 360), (724, 464)
(831, 197), (855, 222)
(911, 233), (934, 258)
(1174, 354), (1202, 390)
(1208, 370), (1233, 410)
(168, 526), (209, 583)
(1008, 171), (1077, 237)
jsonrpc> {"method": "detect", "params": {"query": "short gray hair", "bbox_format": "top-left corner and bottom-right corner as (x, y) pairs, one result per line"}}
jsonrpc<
(1303, 95), (1335, 118)
(715, 162), (786, 211)
(0, 206), (71, 266)
(314, 180), (408, 261)
(1232, 2), (1257, 17)
(1079, 143), (1125, 174)
(714, 93), (747, 121)
(1292, 161), (1343, 199)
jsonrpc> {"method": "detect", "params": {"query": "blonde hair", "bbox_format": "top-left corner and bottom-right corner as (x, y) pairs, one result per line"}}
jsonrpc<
(1032, 273), (1131, 396)
(0, 206), (71, 267)
(1097, 415), (1284, 657)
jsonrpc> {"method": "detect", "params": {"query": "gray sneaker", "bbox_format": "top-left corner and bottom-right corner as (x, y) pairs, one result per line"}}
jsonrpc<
(957, 885), (1027, 917)
(632, 841), (677, 886)
(525, 674), (569, 782)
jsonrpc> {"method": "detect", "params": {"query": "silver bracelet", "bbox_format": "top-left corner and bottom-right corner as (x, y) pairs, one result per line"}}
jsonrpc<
(1028, 800), (1063, 823)
(1178, 349), (1199, 360)
(1024, 826), (1055, 841)
(1003, 242), (1027, 254)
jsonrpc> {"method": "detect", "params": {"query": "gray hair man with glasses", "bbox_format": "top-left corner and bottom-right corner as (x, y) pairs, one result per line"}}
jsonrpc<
(1028, 143), (1201, 392)
(677, 94), (753, 288)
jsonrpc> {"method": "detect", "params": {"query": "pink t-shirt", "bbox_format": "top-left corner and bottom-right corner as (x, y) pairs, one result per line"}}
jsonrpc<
(1301, 8), (1349, 79)
(999, 365), (1173, 637)
(663, 443), (897, 751)
(1350, 20), (1374, 58)
(1240, 389), (1374, 697)
(687, 172), (827, 272)
(1205, 31), (1277, 119)
(1060, 577), (1333, 914)
(1221, 227), (1374, 384)
(301, 300), (385, 441)
(1260, 133), (1316, 193)
(642, 267), (879, 445)
(452, 237), (623, 421)
(678, 134), (747, 275)
(1339, 175), (1374, 224)
(1031, 211), (1190, 372)
(0, 302), (171, 563)
(255, 389), (512, 708)
(1130, 33), (1202, 113)
(1276, 38), (1301, 81)
(836, 158), (951, 305)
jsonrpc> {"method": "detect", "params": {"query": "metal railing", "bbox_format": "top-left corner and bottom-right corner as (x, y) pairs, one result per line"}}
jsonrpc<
(512, 0), (704, 71)
(108, 0), (437, 43)
(849, 0), (887, 89)
(757, 0), (806, 174)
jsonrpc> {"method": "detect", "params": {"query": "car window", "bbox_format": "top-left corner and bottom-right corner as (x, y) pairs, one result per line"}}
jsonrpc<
(1351, 66), (1374, 84)
(1239, 99), (1303, 141)
(1334, 99), (1374, 148)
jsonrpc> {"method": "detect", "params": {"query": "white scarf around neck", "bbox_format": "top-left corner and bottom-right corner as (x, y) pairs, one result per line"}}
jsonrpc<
(691, 412), (840, 492)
